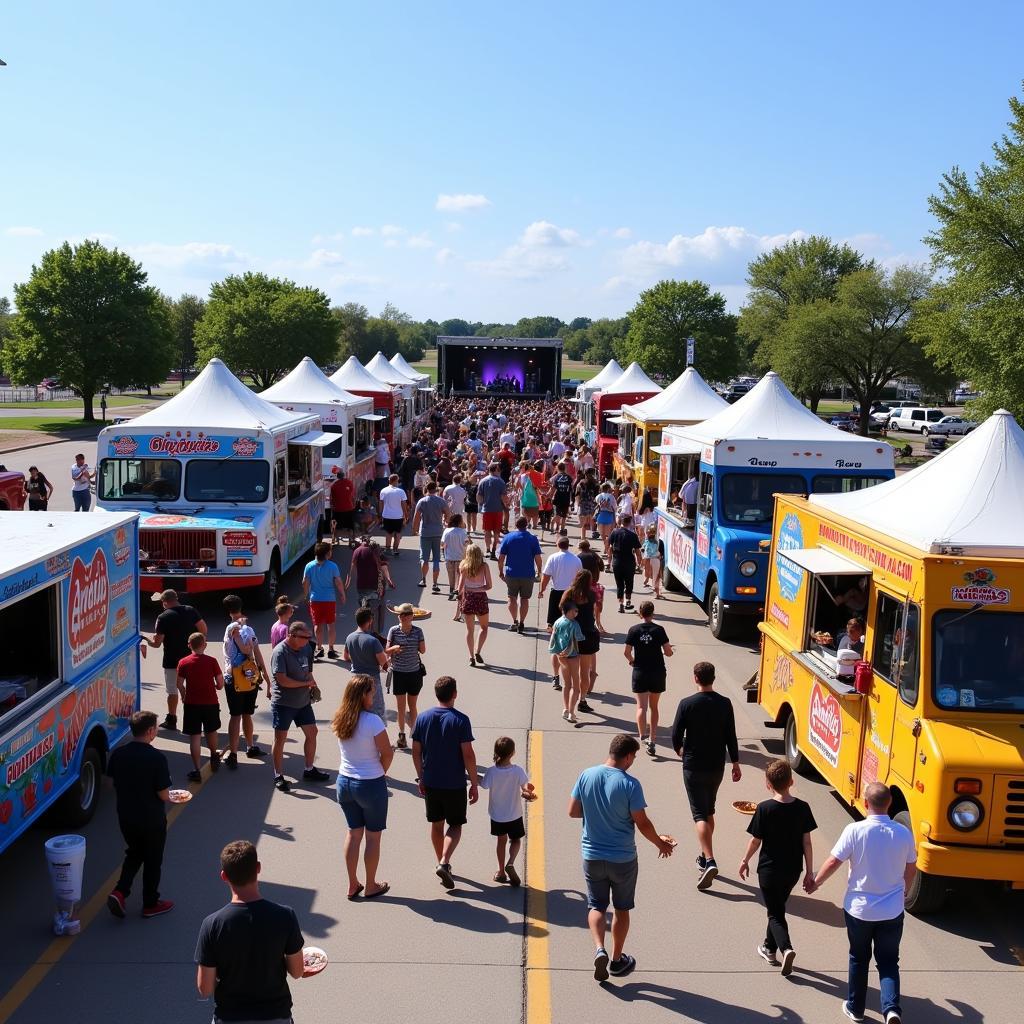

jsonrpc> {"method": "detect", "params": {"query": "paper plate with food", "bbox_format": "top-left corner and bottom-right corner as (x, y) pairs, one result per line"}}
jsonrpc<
(732, 800), (758, 815)
(303, 946), (328, 975)
(168, 789), (193, 804)
(387, 602), (431, 620)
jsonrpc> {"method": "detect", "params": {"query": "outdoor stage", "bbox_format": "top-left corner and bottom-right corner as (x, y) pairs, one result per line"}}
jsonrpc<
(436, 336), (562, 398)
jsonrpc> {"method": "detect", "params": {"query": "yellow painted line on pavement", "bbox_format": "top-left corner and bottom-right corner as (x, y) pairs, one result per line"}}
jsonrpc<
(0, 770), (202, 1024)
(525, 729), (551, 1024)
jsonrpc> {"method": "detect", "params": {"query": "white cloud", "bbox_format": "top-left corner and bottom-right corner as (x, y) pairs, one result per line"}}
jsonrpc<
(380, 225), (405, 238)
(383, 239), (400, 249)
(5, 225), (44, 237)
(435, 193), (492, 212)
(350, 226), (375, 237)
(612, 227), (632, 239)
(407, 233), (434, 249)
(308, 248), (344, 268)
(127, 241), (249, 274)
(521, 220), (582, 248)
(435, 247), (456, 265)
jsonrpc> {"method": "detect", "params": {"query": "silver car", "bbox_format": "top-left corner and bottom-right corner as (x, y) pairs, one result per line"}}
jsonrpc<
(924, 415), (978, 437)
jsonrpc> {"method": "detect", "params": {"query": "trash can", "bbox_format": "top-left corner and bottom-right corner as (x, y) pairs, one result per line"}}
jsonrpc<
(44, 834), (86, 936)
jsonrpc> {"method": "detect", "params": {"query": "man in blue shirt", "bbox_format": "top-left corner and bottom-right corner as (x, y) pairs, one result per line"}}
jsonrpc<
(497, 516), (543, 633)
(301, 542), (347, 659)
(569, 734), (675, 982)
(412, 676), (478, 890)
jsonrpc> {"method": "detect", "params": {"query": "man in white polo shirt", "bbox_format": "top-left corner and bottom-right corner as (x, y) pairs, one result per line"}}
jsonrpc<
(810, 782), (917, 1024)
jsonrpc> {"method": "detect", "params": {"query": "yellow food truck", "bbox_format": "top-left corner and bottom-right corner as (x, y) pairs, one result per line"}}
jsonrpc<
(755, 410), (1024, 913)
(611, 367), (727, 492)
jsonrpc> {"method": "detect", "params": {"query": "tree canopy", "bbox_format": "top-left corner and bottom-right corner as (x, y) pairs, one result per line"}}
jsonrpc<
(166, 293), (206, 384)
(914, 85), (1024, 419)
(5, 241), (173, 419)
(194, 272), (337, 390)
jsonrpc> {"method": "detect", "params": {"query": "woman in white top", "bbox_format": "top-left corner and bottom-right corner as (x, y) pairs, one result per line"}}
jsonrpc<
(332, 675), (393, 900)
(441, 513), (469, 598)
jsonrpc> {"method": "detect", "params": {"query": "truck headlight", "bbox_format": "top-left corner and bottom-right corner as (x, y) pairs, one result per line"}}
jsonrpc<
(948, 798), (983, 831)
(739, 560), (757, 577)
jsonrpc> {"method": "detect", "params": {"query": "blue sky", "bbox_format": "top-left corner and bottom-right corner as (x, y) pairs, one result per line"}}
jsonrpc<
(2, 2), (1023, 322)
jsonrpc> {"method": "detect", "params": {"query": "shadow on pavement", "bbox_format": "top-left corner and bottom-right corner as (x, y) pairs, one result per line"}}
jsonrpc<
(602, 980), (807, 1022)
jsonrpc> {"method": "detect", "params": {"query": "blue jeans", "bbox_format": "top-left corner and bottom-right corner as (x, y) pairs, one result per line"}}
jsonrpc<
(844, 911), (904, 1018)
(72, 489), (91, 511)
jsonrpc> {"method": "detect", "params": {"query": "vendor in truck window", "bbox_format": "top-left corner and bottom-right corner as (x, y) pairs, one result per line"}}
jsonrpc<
(812, 616), (865, 655)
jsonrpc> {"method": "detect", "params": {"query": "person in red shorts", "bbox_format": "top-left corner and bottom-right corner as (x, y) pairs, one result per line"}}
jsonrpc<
(329, 468), (357, 547)
(176, 632), (225, 781)
(302, 541), (347, 660)
(475, 463), (509, 560)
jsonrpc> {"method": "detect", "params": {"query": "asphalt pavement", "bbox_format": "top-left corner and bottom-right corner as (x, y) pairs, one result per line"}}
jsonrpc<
(0, 437), (1021, 1024)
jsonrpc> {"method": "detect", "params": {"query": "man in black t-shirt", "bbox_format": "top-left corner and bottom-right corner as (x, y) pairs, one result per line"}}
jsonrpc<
(608, 515), (642, 611)
(106, 712), (173, 919)
(738, 759), (817, 976)
(624, 601), (674, 757)
(670, 661), (741, 890)
(196, 840), (309, 1021)
(149, 589), (207, 731)
(548, 462), (574, 533)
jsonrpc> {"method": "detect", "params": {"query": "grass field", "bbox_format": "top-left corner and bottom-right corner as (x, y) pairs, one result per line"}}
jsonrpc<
(411, 350), (605, 385)
(0, 417), (99, 434)
(0, 396), (143, 410)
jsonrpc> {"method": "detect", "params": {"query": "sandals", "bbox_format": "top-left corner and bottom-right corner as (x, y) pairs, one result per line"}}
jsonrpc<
(347, 884), (364, 901)
(493, 871), (508, 884)
(505, 864), (521, 887)
(365, 882), (390, 899)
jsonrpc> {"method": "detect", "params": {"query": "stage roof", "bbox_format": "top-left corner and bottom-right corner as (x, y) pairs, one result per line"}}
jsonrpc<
(436, 336), (562, 349)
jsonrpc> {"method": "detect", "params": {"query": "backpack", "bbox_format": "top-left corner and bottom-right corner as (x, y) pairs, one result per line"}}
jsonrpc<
(521, 474), (539, 507)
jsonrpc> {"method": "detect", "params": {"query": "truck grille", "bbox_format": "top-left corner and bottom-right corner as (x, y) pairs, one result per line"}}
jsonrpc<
(140, 528), (217, 566)
(996, 777), (1024, 844)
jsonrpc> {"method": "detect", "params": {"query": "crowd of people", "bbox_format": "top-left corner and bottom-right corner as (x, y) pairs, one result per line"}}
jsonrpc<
(103, 394), (916, 1024)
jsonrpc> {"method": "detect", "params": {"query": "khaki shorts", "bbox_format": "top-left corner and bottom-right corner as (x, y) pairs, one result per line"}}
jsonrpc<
(163, 667), (178, 695)
(505, 576), (535, 600)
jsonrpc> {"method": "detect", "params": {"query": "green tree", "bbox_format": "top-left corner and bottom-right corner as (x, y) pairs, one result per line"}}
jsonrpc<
(167, 293), (206, 387)
(379, 301), (413, 326)
(194, 272), (336, 390)
(740, 236), (867, 411)
(914, 86), (1024, 419)
(567, 316), (592, 333)
(0, 297), (12, 376)
(514, 315), (565, 338)
(440, 318), (473, 336)
(333, 302), (372, 362)
(364, 316), (402, 359)
(6, 240), (173, 419)
(476, 323), (514, 337)
(621, 280), (739, 383)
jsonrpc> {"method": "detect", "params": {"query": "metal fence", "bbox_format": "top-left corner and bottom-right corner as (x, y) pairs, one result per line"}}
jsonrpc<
(0, 386), (142, 403)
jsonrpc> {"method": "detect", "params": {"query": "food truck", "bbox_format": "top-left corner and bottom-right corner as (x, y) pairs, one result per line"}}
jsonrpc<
(0, 512), (140, 850)
(572, 359), (623, 435)
(389, 351), (435, 428)
(592, 361), (661, 477)
(755, 409), (1024, 912)
(96, 358), (328, 607)
(331, 356), (402, 456)
(655, 372), (894, 639)
(613, 367), (728, 492)
(260, 357), (378, 495)
(366, 352), (418, 448)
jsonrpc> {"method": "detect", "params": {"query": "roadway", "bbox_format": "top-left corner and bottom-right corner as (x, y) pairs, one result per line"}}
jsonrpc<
(0, 437), (1020, 1024)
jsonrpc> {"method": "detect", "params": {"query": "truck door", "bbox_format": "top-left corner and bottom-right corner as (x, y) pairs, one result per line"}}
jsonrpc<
(692, 470), (714, 598)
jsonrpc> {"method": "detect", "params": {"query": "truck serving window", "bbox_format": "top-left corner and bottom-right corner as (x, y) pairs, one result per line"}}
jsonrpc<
(721, 474), (805, 524)
(185, 460), (269, 503)
(812, 476), (888, 494)
(0, 583), (60, 724)
(321, 426), (344, 460)
(874, 593), (920, 705)
(646, 430), (662, 466)
(933, 609), (1024, 712)
(100, 458), (181, 501)
(286, 443), (314, 504)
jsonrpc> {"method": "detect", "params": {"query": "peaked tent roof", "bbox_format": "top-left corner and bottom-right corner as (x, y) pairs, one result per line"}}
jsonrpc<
(598, 361), (662, 397)
(811, 410), (1024, 556)
(583, 359), (624, 392)
(330, 355), (393, 393)
(621, 367), (728, 423)
(680, 371), (867, 445)
(125, 358), (307, 431)
(389, 352), (430, 384)
(259, 357), (370, 407)
(365, 351), (416, 386)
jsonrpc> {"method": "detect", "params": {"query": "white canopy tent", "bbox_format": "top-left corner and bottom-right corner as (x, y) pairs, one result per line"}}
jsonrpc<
(330, 356), (394, 394)
(811, 409), (1024, 556)
(389, 352), (431, 387)
(621, 367), (727, 424)
(259, 357), (372, 415)
(595, 361), (661, 397)
(574, 359), (623, 403)
(365, 351), (417, 389)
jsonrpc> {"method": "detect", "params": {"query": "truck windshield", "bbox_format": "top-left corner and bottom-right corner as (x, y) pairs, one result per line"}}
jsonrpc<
(933, 609), (1024, 712)
(720, 474), (805, 524)
(185, 460), (270, 503)
(812, 475), (889, 494)
(100, 458), (181, 501)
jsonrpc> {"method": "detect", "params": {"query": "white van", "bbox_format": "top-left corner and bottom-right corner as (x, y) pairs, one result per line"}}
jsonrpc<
(888, 407), (946, 433)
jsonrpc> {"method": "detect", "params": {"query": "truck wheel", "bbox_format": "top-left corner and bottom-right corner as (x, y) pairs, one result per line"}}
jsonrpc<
(253, 553), (281, 610)
(707, 581), (733, 640)
(784, 712), (809, 775)
(893, 811), (949, 914)
(662, 561), (682, 593)
(58, 744), (103, 826)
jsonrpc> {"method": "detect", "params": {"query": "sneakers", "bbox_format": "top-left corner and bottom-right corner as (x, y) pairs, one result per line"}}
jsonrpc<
(274, 774), (291, 792)
(432, 584), (441, 594)
(884, 1013), (902, 1024)
(646, 741), (656, 757)
(842, 1003), (866, 1023)
(567, 712), (578, 724)
(624, 601), (634, 610)
(696, 853), (708, 873)
(697, 859), (719, 890)
(608, 954), (636, 977)
(577, 699), (593, 714)
(562, 709), (571, 721)
(142, 899), (174, 919)
(418, 578), (427, 587)
(474, 652), (484, 665)
(225, 751), (238, 770)
(593, 948), (610, 982)
(552, 675), (562, 691)
(396, 732), (407, 749)
(756, 944), (780, 966)
(436, 862), (455, 889)
(246, 745), (265, 758)
(107, 890), (126, 919)
(516, 621), (525, 633)
(209, 752), (221, 773)
(303, 766), (330, 781)
(326, 648), (339, 659)
(618, 603), (625, 613)
(187, 769), (202, 782)
(780, 948), (796, 977)
(314, 646), (325, 660)
(160, 715), (177, 731)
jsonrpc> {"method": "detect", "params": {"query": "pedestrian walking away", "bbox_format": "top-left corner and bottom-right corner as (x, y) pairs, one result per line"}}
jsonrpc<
(810, 782), (917, 1024)
(608, 514), (642, 611)
(568, 734), (675, 982)
(148, 589), (206, 732)
(105, 711), (174, 920)
(378, 474), (409, 554)
(223, 594), (268, 766)
(413, 479), (449, 593)
(670, 661), (741, 890)
(480, 736), (531, 886)
(329, 467), (357, 546)
(332, 675), (394, 900)
(560, 570), (601, 711)
(70, 452), (93, 511)
(411, 676), (478, 890)
(476, 463), (510, 559)
(549, 600), (585, 721)
(302, 541), (347, 659)
(498, 515), (543, 631)
(176, 632), (225, 780)
(195, 840), (311, 1021)
(342, 606), (389, 721)
(738, 759), (817, 978)
(456, 543), (492, 665)
(539, 534), (583, 633)
(624, 601), (673, 755)
(385, 603), (427, 748)
(441, 513), (470, 597)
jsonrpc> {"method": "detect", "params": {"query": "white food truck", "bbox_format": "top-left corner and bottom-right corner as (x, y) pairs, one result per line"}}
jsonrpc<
(95, 358), (330, 606)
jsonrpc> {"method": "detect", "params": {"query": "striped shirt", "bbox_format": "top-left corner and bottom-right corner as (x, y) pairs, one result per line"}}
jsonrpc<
(386, 624), (424, 672)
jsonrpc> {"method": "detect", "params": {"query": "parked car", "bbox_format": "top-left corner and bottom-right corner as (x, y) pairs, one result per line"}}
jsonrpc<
(829, 413), (856, 432)
(924, 415), (978, 437)
(39, 377), (61, 390)
(887, 406), (947, 433)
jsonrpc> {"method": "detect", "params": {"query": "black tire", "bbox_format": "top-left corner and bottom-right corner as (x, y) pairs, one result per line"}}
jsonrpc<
(893, 811), (948, 914)
(707, 580), (733, 640)
(783, 712), (809, 775)
(662, 560), (682, 593)
(58, 744), (102, 826)
(252, 552), (281, 610)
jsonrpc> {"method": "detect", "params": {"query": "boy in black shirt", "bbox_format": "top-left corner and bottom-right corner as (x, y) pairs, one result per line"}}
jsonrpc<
(196, 840), (309, 1021)
(624, 601), (673, 757)
(739, 759), (817, 976)
(608, 515), (642, 611)
(106, 711), (174, 919)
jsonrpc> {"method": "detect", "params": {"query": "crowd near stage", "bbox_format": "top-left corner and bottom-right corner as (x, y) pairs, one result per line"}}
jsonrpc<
(436, 335), (562, 398)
